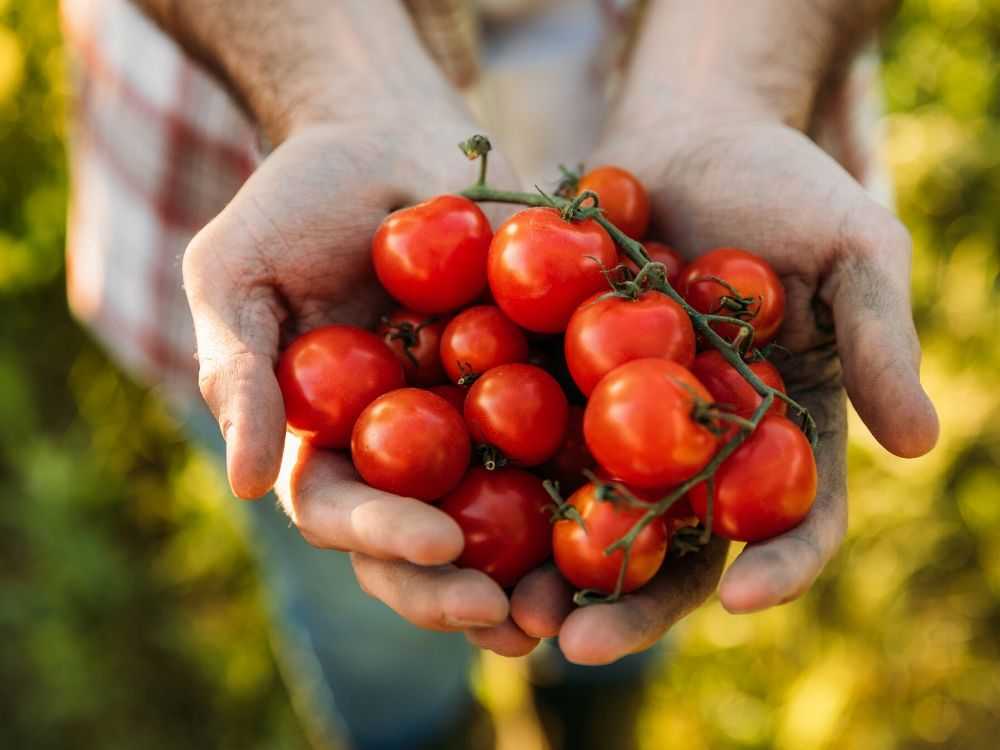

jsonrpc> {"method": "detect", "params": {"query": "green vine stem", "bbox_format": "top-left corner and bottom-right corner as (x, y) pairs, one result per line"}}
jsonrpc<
(458, 135), (817, 603)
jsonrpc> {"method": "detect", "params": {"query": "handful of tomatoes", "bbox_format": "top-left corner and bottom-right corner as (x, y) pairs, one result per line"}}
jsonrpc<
(277, 147), (818, 602)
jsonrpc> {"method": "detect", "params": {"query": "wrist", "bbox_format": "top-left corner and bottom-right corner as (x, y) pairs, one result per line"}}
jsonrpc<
(614, 0), (896, 132)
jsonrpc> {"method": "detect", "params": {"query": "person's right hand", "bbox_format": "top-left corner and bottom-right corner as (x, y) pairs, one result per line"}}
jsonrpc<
(182, 117), (542, 638)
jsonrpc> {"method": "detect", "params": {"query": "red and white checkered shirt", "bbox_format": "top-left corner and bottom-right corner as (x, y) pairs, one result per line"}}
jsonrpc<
(61, 0), (887, 406)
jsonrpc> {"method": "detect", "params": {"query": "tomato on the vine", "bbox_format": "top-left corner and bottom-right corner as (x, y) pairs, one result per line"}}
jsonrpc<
(680, 248), (785, 345)
(584, 358), (718, 488)
(688, 415), (816, 542)
(597, 473), (700, 536)
(540, 406), (595, 495)
(464, 363), (569, 466)
(553, 482), (667, 594)
(278, 325), (405, 449)
(488, 207), (618, 333)
(351, 388), (470, 501)
(690, 350), (787, 423)
(377, 309), (447, 386)
(439, 305), (529, 384)
(625, 241), (686, 289)
(372, 195), (492, 314)
(439, 467), (553, 589)
(577, 165), (651, 241)
(564, 290), (696, 396)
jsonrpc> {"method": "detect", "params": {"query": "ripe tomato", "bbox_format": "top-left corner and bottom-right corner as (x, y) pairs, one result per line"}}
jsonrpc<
(278, 325), (405, 449)
(439, 305), (529, 384)
(372, 195), (492, 314)
(680, 248), (785, 345)
(464, 363), (569, 466)
(439, 467), (553, 588)
(564, 290), (696, 396)
(595, 473), (700, 536)
(377, 309), (447, 386)
(553, 483), (667, 594)
(540, 406), (595, 495)
(584, 358), (718, 488)
(428, 384), (467, 413)
(625, 241), (686, 289)
(577, 165), (650, 240)
(688, 415), (816, 542)
(690, 350), (787, 424)
(351, 389), (470, 501)
(488, 207), (617, 333)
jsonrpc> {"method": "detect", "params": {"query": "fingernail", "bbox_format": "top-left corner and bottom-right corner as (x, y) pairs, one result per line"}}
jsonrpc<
(445, 617), (498, 628)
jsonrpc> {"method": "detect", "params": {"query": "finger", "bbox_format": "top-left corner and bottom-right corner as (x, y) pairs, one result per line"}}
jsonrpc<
(351, 553), (509, 630)
(465, 618), (540, 658)
(719, 382), (847, 613)
(276, 436), (464, 566)
(828, 211), (938, 458)
(183, 224), (286, 499)
(509, 564), (574, 638)
(558, 537), (729, 666)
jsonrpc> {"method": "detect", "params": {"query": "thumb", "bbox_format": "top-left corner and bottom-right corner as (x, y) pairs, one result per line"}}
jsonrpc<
(827, 210), (939, 458)
(182, 223), (286, 499)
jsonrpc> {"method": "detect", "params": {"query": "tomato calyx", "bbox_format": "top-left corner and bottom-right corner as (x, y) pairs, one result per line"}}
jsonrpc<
(380, 315), (437, 369)
(554, 163), (584, 198)
(476, 443), (509, 472)
(455, 361), (480, 387)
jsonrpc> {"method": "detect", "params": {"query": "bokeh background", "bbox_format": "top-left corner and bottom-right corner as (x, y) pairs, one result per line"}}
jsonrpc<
(3, 0), (999, 748)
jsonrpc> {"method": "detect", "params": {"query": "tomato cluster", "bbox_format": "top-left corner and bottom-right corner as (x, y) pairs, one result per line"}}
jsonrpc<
(277, 169), (817, 599)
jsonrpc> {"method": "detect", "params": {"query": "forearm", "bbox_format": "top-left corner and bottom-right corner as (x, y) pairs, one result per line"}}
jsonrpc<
(131, 0), (458, 142)
(618, 0), (898, 130)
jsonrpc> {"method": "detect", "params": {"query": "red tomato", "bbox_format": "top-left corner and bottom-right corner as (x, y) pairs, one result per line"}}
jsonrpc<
(584, 358), (718, 488)
(688, 415), (816, 542)
(577, 165), (651, 240)
(464, 363), (569, 466)
(372, 195), (492, 314)
(488, 207), (618, 333)
(439, 305), (529, 384)
(595, 473), (700, 536)
(680, 248), (785, 345)
(351, 389), (470, 501)
(564, 290), (696, 396)
(625, 241), (686, 289)
(553, 483), (667, 594)
(690, 350), (787, 424)
(540, 406), (595, 495)
(428, 384), (467, 413)
(377, 309), (447, 386)
(439, 467), (553, 588)
(278, 325), (405, 449)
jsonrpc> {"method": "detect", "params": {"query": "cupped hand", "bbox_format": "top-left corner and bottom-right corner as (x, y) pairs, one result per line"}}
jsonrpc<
(183, 119), (530, 637)
(504, 115), (939, 663)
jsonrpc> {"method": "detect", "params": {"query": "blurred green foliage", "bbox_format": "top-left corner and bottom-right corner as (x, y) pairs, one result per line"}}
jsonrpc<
(2, 0), (999, 749)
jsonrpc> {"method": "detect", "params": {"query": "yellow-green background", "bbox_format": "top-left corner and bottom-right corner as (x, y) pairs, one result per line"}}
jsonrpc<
(3, 0), (998, 747)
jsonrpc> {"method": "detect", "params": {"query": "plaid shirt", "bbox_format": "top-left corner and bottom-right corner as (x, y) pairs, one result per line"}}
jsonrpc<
(61, 0), (887, 405)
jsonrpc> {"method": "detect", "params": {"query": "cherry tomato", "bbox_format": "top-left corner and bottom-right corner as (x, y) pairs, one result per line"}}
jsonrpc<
(351, 389), (470, 501)
(540, 406), (595, 495)
(564, 290), (696, 396)
(488, 207), (618, 333)
(464, 363), (568, 466)
(553, 483), (667, 594)
(439, 305), (529, 384)
(428, 384), (467, 413)
(595, 473), (700, 536)
(377, 309), (447, 386)
(625, 241), (686, 289)
(278, 325), (405, 449)
(690, 350), (787, 424)
(584, 358), (718, 488)
(372, 195), (492, 314)
(577, 165), (650, 240)
(680, 248), (785, 345)
(688, 415), (816, 542)
(439, 467), (553, 588)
